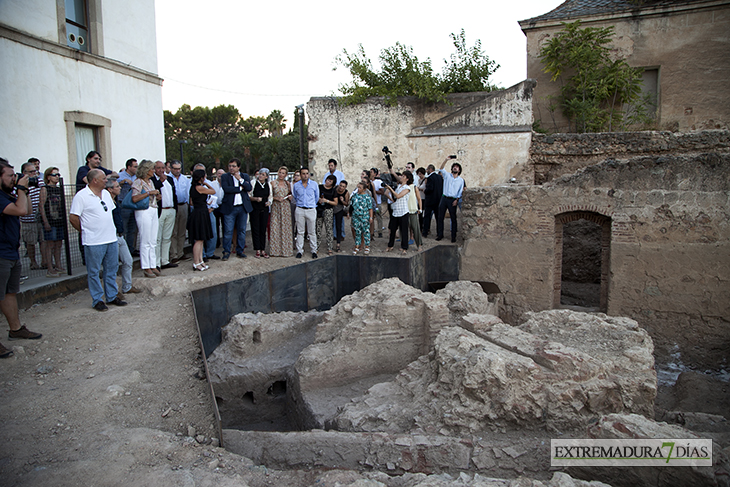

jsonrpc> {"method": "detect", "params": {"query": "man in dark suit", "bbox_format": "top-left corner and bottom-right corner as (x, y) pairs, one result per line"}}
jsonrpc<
(421, 164), (443, 238)
(219, 158), (252, 260)
(152, 160), (177, 270)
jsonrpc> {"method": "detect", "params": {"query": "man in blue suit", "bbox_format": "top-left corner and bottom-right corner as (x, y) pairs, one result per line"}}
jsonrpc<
(219, 158), (252, 260)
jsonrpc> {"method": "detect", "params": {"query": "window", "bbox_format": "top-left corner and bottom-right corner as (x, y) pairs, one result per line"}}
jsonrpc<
(74, 125), (97, 169)
(65, 0), (89, 52)
(57, 0), (103, 56)
(64, 111), (111, 177)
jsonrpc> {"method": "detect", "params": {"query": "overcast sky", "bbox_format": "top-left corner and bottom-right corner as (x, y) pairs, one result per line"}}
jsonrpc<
(154, 0), (564, 125)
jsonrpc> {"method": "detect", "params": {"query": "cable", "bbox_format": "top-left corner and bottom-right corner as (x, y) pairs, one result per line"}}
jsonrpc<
(161, 77), (319, 98)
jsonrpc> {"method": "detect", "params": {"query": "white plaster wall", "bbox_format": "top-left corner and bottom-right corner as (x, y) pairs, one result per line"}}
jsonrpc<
(102, 0), (159, 74)
(0, 0), (58, 41)
(0, 38), (164, 179)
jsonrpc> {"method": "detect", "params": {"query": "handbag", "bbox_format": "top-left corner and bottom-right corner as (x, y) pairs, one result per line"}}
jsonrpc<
(121, 186), (149, 210)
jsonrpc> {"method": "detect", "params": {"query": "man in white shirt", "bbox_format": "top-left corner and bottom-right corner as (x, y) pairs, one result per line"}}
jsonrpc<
(153, 161), (178, 270)
(69, 169), (127, 311)
(169, 160), (191, 262)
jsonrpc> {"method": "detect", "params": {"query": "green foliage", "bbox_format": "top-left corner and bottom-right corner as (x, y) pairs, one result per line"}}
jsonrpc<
(164, 105), (305, 174)
(440, 29), (500, 94)
(335, 29), (498, 106)
(538, 21), (653, 133)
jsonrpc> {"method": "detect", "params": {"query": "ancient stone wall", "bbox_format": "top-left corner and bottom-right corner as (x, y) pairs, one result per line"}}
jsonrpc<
(522, 2), (730, 133)
(460, 151), (730, 368)
(526, 130), (730, 184)
(306, 81), (534, 188)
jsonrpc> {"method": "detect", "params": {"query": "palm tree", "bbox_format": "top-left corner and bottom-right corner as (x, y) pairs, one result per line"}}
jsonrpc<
(266, 110), (287, 137)
(204, 141), (226, 169)
(236, 132), (257, 174)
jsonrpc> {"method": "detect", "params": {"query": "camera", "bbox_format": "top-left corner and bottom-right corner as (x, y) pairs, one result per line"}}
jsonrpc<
(380, 173), (397, 189)
(382, 146), (393, 169)
(16, 173), (39, 188)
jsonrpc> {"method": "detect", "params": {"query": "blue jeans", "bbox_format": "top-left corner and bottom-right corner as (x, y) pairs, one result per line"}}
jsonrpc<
(223, 205), (248, 256)
(121, 208), (138, 252)
(84, 242), (119, 306)
(204, 210), (217, 258)
(117, 236), (133, 293)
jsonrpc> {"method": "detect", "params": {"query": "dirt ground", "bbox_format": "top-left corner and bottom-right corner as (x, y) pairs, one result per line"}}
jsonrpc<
(0, 232), (454, 487)
(1, 229), (727, 487)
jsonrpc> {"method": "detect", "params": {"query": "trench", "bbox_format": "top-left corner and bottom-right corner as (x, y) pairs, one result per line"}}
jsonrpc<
(192, 246), (465, 470)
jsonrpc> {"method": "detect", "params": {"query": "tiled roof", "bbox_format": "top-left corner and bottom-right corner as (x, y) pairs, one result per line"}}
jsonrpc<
(521, 0), (702, 25)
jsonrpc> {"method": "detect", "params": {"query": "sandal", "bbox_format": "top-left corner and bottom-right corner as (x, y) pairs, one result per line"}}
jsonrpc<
(193, 262), (208, 271)
(400, 249), (407, 255)
(353, 246), (360, 255)
(261, 252), (270, 259)
(386, 247), (393, 252)
(255, 251), (261, 258)
(363, 247), (370, 255)
(335, 244), (341, 252)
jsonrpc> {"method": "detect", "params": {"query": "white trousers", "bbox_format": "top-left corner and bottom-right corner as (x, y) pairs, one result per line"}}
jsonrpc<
(156, 208), (176, 267)
(295, 207), (317, 254)
(135, 207), (159, 270)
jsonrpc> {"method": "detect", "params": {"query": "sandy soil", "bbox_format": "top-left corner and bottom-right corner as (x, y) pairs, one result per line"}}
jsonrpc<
(0, 233), (449, 487)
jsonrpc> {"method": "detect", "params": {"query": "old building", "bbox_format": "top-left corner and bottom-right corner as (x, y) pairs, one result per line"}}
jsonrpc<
(306, 80), (535, 187)
(520, 0), (730, 132)
(0, 0), (164, 177)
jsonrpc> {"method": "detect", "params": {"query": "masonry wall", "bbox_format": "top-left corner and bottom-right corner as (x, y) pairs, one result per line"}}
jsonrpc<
(306, 81), (534, 188)
(460, 143), (730, 368)
(522, 2), (730, 132)
(526, 130), (730, 184)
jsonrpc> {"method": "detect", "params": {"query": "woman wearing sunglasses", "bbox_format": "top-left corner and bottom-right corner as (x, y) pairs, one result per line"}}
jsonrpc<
(39, 167), (66, 277)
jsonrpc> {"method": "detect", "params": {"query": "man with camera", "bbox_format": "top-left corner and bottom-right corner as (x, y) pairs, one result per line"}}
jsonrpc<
(0, 158), (43, 358)
(436, 156), (464, 243)
(19, 161), (45, 271)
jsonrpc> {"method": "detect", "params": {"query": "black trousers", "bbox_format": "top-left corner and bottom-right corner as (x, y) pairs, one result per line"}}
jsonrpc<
(422, 202), (438, 236)
(250, 207), (268, 251)
(387, 214), (409, 250)
(437, 196), (458, 241)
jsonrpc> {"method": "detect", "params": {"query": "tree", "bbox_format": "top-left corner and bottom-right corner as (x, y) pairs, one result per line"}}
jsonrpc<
(440, 29), (500, 94)
(334, 30), (498, 106)
(538, 21), (650, 133)
(266, 110), (287, 137)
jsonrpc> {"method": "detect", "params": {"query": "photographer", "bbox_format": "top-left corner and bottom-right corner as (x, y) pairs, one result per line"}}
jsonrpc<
(383, 171), (412, 254)
(0, 158), (43, 358)
(19, 161), (45, 271)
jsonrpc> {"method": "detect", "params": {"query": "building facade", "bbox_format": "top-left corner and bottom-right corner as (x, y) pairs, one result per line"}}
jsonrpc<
(520, 0), (730, 133)
(0, 0), (164, 178)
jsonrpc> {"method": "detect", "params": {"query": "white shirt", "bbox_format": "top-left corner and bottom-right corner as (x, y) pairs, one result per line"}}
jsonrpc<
(209, 180), (222, 209)
(158, 176), (174, 208)
(172, 174), (191, 204)
(70, 186), (117, 246)
(372, 179), (383, 205)
(322, 169), (345, 185)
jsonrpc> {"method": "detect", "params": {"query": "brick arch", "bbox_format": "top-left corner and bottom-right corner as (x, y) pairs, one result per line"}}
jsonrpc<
(553, 211), (611, 311)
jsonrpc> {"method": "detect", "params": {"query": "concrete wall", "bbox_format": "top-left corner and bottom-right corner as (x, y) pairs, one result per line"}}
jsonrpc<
(0, 0), (163, 178)
(521, 1), (730, 132)
(460, 135), (730, 369)
(306, 81), (535, 188)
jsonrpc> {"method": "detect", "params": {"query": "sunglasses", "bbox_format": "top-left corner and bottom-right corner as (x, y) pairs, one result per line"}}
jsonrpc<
(49, 173), (60, 177)
(100, 201), (108, 212)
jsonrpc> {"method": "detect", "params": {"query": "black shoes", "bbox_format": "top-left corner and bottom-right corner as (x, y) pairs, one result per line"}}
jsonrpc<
(236, 253), (247, 259)
(107, 296), (128, 307)
(221, 253), (230, 261)
(296, 253), (302, 259)
(312, 253), (318, 259)
(208, 255), (221, 260)
(160, 263), (178, 269)
(93, 301), (109, 312)
(435, 236), (443, 241)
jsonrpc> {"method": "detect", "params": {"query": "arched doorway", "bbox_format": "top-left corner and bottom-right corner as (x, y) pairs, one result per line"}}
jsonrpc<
(554, 212), (611, 312)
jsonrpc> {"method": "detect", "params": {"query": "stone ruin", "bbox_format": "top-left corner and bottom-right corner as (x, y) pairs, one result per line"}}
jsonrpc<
(206, 278), (729, 485)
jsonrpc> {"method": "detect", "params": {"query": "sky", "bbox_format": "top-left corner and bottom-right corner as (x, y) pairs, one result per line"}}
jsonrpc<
(154, 0), (564, 126)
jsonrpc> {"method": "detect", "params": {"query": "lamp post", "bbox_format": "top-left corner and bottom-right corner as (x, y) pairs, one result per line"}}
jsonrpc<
(296, 105), (305, 168)
(179, 140), (188, 168)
